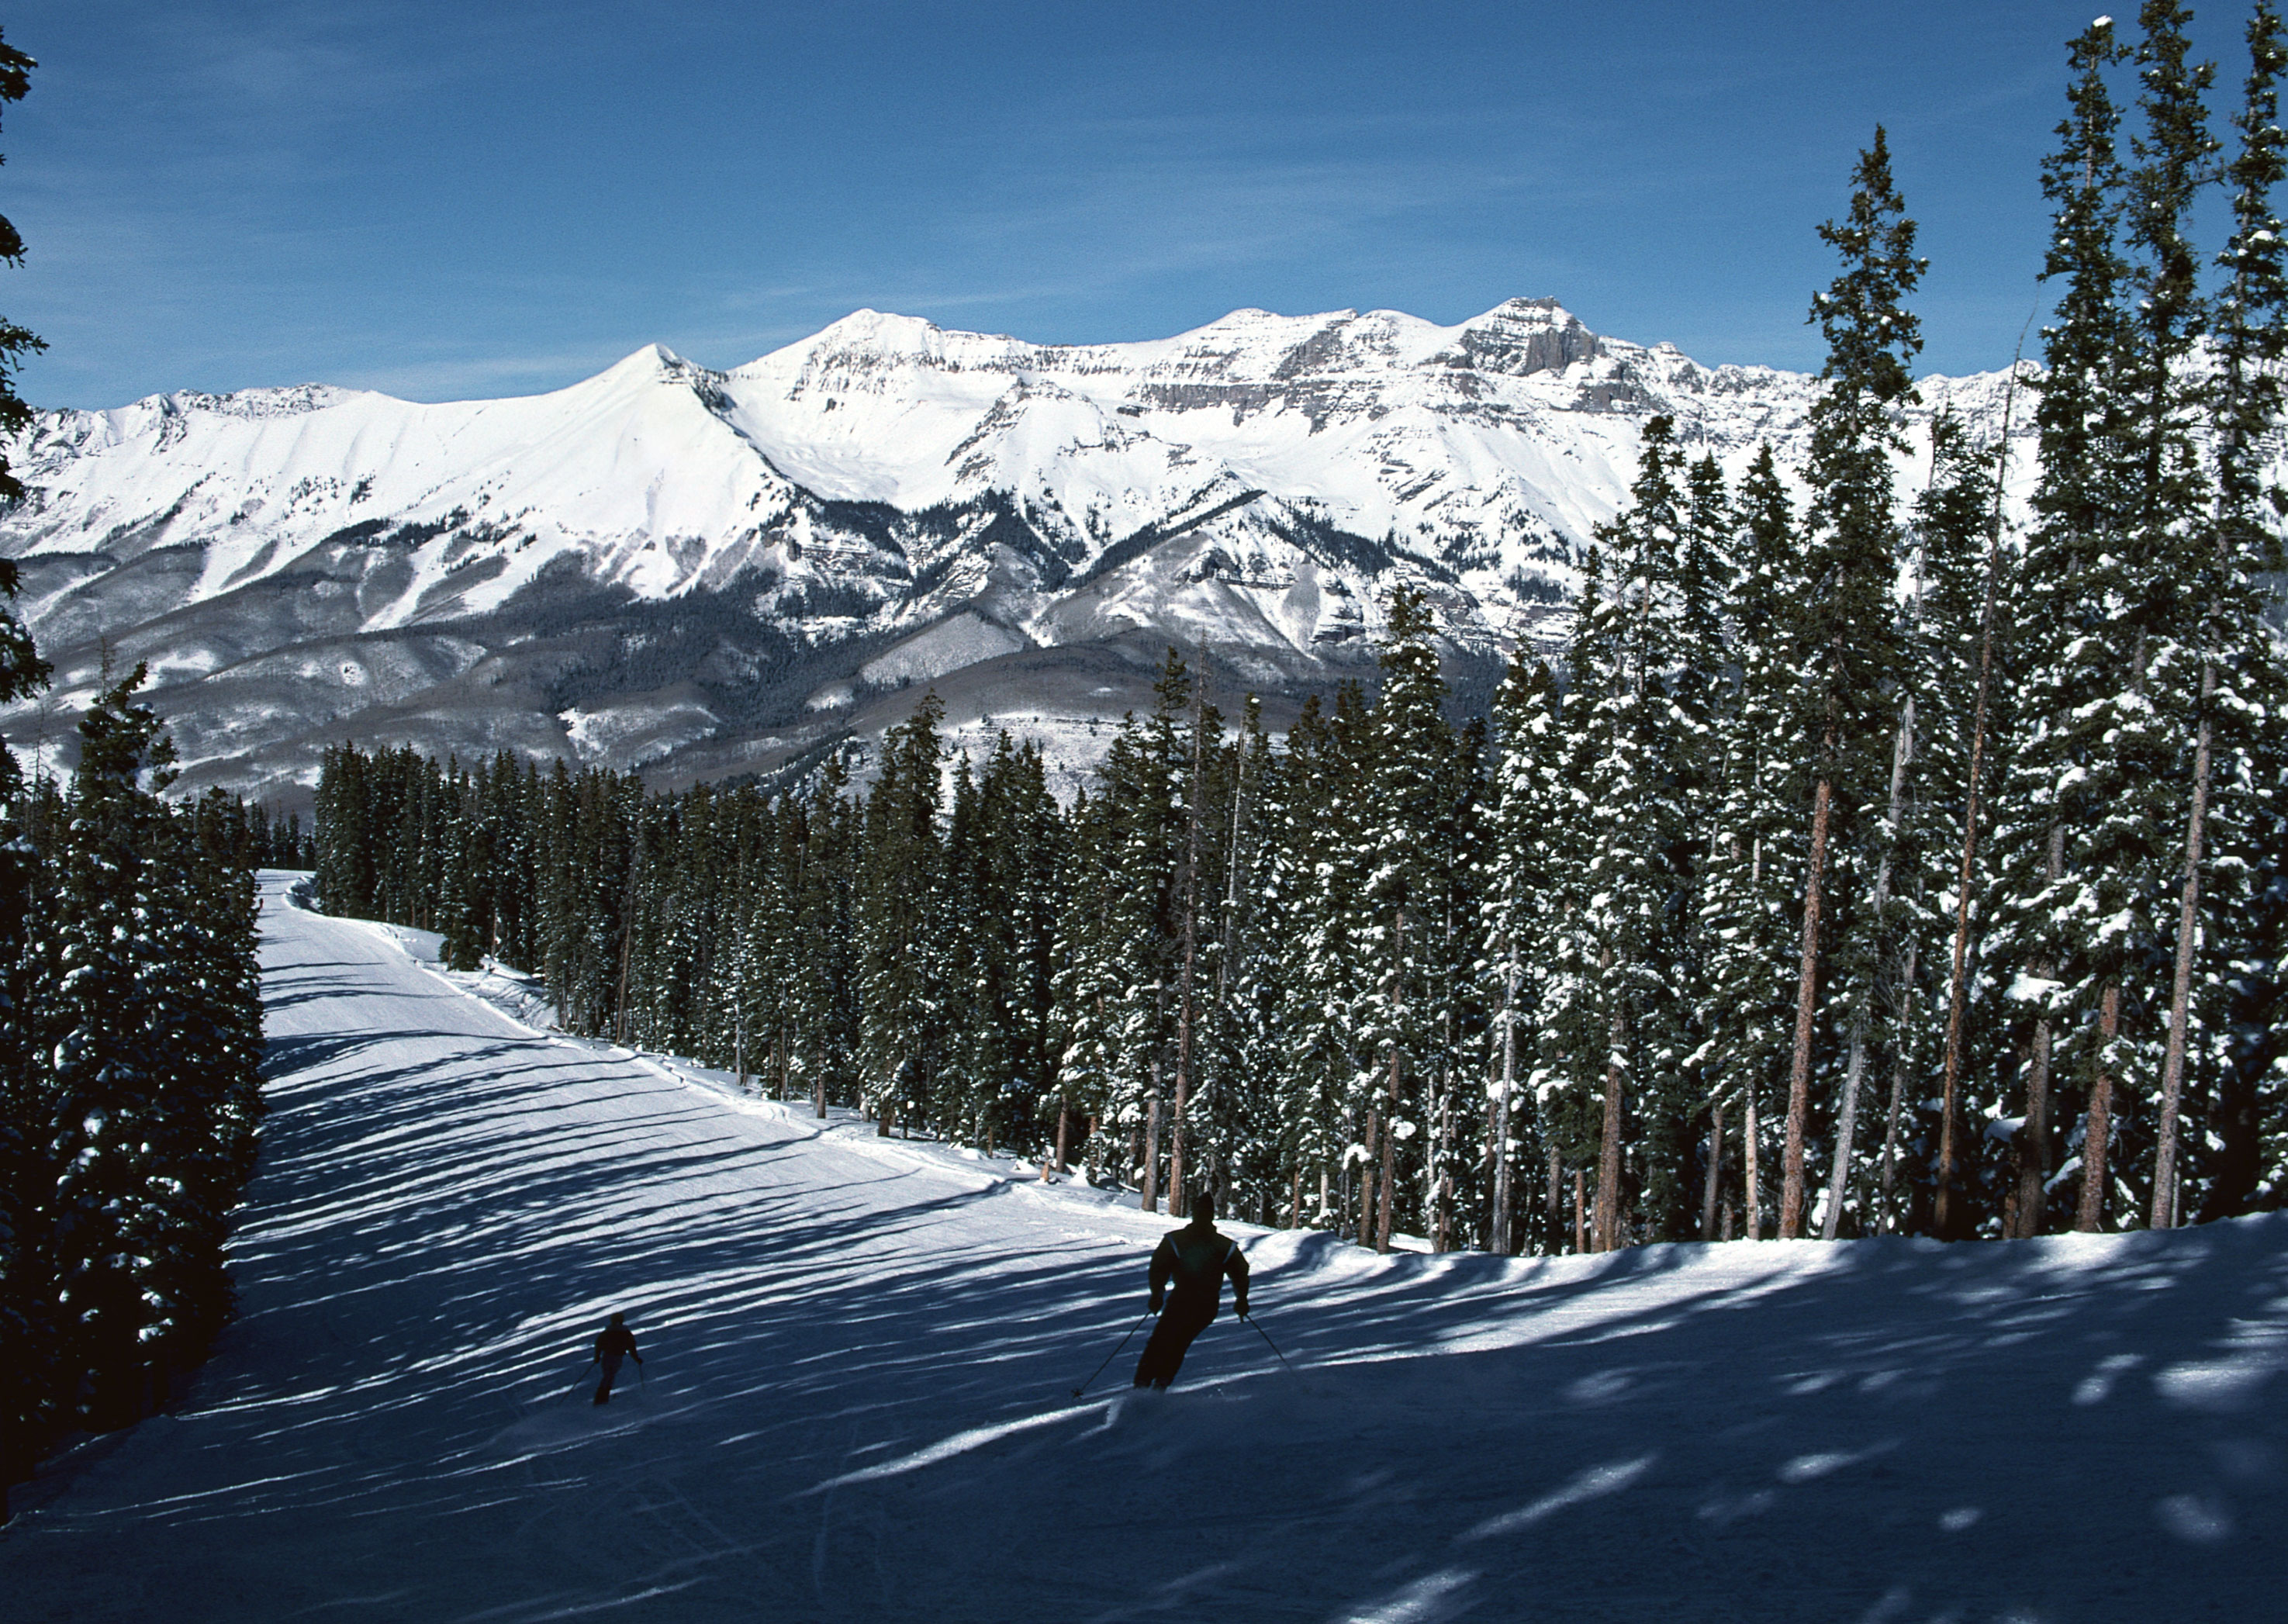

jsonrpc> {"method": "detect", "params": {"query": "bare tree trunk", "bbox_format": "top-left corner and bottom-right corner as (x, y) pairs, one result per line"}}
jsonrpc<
(614, 909), (635, 1045)
(1543, 1145), (1560, 1256)
(1357, 1109), (1379, 1248)
(2075, 983), (2119, 1232)
(1836, 699), (1912, 1242)
(1702, 1103), (1724, 1240)
(1595, 1004), (1625, 1253)
(1782, 748), (1839, 1238)
(2152, 684), (2215, 1231)
(1572, 1168), (1586, 1254)
(1822, 1018), (1867, 1242)
(1744, 1091), (1764, 1240)
(1878, 969), (1911, 1234)
(1490, 962), (1519, 1255)
(1141, 1065), (1162, 1214)
(1047, 1097), (1070, 1181)
(1170, 693), (1208, 1211)
(1938, 655), (1997, 1232)
(1376, 1052), (1401, 1255)
(1433, 1091), (1453, 1253)
(1374, 911), (1407, 1254)
(2013, 823), (2066, 1237)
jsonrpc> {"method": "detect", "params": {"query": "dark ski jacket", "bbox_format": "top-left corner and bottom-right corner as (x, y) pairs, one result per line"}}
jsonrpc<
(595, 1323), (641, 1363)
(1149, 1220), (1249, 1317)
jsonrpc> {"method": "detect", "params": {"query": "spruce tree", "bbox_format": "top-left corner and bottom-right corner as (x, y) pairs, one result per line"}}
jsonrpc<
(1780, 127), (1924, 1239)
(2151, 0), (2288, 1226)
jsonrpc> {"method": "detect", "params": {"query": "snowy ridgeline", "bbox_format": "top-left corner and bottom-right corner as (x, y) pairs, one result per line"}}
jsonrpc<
(0, 296), (2041, 803)
(0, 873), (2281, 1621)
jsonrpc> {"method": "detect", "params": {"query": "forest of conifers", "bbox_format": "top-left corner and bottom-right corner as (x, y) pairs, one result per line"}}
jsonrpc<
(311, 6), (2288, 1256)
(307, 3), (2270, 1256)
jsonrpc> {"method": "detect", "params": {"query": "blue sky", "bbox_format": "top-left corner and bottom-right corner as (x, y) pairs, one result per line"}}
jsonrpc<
(0, 2), (2271, 408)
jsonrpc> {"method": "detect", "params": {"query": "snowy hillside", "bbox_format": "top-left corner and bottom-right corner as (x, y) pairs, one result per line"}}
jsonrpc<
(0, 873), (2278, 1620)
(0, 302), (2031, 799)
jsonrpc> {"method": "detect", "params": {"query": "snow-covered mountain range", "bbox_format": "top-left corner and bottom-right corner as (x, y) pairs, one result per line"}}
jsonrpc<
(0, 299), (2027, 799)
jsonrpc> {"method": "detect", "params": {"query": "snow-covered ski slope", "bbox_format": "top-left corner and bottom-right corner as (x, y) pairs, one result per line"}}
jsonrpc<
(2, 876), (2283, 1621)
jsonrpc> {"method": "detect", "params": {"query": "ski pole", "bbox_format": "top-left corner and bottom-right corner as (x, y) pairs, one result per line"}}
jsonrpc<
(1070, 1310), (1152, 1398)
(1243, 1312), (1305, 1384)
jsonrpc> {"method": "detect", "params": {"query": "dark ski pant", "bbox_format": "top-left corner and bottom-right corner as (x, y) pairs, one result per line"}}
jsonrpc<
(1133, 1302), (1216, 1388)
(594, 1353), (626, 1405)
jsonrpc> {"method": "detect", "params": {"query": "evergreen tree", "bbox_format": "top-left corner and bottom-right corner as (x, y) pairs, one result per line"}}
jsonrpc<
(2152, 0), (2288, 1226)
(1780, 127), (1924, 1239)
(857, 694), (948, 1135)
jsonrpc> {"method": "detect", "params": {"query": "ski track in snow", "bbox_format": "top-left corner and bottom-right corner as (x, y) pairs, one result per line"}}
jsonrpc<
(2, 874), (2285, 1620)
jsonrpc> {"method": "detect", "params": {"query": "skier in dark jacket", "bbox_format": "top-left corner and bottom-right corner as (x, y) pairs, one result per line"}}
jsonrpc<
(592, 1311), (642, 1405)
(1133, 1192), (1249, 1389)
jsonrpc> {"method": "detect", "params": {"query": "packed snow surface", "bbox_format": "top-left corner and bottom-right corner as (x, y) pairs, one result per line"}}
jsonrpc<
(2, 875), (2282, 1620)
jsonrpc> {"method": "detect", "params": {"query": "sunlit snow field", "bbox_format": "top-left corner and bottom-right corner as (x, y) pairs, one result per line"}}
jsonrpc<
(1, 873), (2281, 1622)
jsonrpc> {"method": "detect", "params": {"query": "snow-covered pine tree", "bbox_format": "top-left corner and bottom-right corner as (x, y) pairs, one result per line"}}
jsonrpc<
(1898, 412), (2007, 1237)
(1350, 586), (1464, 1251)
(1205, 698), (1286, 1220)
(794, 764), (864, 1118)
(1482, 648), (1567, 1252)
(1780, 128), (1924, 1239)
(1531, 544), (1626, 1252)
(1260, 687), (1377, 1236)
(1563, 416), (1708, 1248)
(858, 692), (948, 1136)
(2058, 0), (2221, 1232)
(1992, 17), (2137, 1239)
(1164, 666), (1225, 1211)
(2152, 0), (2288, 1226)
(1695, 446), (1802, 1241)
(976, 735), (1068, 1163)
(47, 666), (257, 1425)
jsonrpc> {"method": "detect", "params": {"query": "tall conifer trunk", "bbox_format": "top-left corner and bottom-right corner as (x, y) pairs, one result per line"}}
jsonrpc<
(1141, 1066), (1162, 1214)
(2013, 822), (2068, 1234)
(2078, 983), (2120, 1230)
(1168, 682), (1208, 1211)
(1376, 1048), (1401, 1254)
(2152, 630), (2218, 1228)
(1357, 1108), (1379, 1247)
(1823, 1019), (1868, 1241)
(1782, 748), (1837, 1238)
(1830, 699), (1914, 1240)
(1744, 1093), (1763, 1239)
(1595, 1004), (1625, 1252)
(1878, 1042), (1906, 1231)
(1489, 962), (1519, 1253)
(1544, 1145), (1562, 1256)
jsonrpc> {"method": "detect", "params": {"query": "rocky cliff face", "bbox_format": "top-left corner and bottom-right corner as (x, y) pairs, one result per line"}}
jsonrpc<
(0, 299), (2025, 800)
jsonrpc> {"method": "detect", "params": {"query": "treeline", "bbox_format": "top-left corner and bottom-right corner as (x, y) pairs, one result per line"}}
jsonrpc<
(312, 4), (2286, 1253)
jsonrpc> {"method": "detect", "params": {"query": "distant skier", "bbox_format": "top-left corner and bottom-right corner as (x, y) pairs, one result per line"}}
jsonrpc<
(1134, 1192), (1249, 1389)
(591, 1311), (642, 1405)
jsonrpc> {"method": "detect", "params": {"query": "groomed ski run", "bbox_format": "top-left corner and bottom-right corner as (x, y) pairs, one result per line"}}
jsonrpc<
(0, 873), (2280, 1622)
